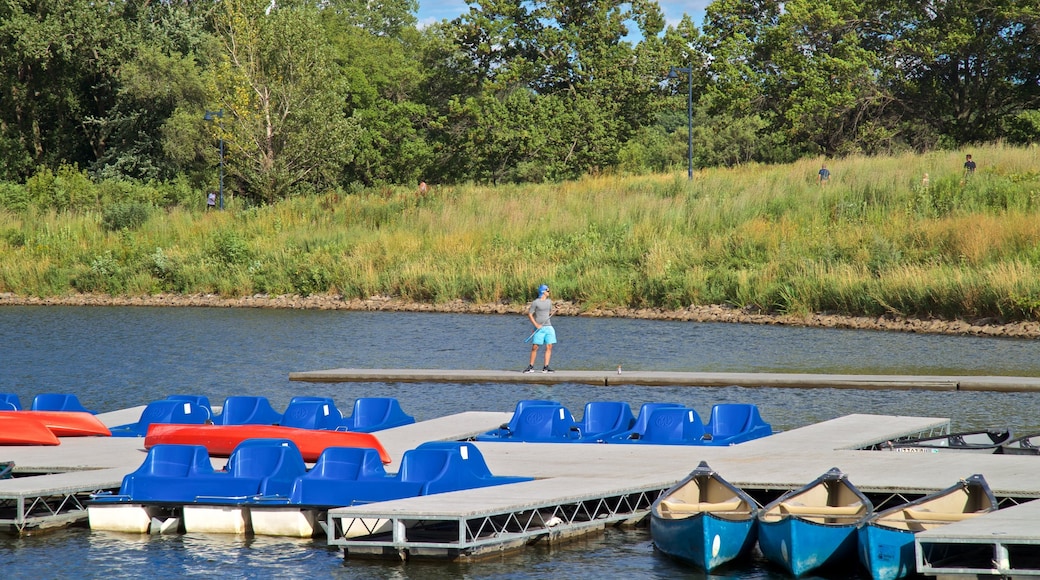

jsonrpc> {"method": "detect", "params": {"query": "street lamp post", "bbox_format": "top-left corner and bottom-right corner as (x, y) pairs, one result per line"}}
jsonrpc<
(668, 66), (693, 180)
(203, 110), (225, 209)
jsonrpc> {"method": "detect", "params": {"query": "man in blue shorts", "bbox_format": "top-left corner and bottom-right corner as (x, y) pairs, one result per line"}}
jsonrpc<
(524, 284), (556, 373)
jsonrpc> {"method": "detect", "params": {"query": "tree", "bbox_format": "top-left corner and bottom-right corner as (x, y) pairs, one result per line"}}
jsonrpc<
(96, 2), (213, 183)
(0, 0), (139, 180)
(891, 0), (1040, 143)
(433, 0), (665, 182)
(211, 0), (357, 202)
(322, 2), (435, 186)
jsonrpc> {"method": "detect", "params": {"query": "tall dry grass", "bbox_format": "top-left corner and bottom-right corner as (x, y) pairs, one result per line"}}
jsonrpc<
(1, 144), (1040, 320)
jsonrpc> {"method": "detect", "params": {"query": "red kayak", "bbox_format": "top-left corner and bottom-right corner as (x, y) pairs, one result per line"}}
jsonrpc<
(143, 424), (392, 463)
(0, 415), (61, 445)
(0, 411), (111, 437)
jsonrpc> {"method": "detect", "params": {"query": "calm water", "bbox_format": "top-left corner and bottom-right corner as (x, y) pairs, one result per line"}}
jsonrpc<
(2, 306), (1040, 578)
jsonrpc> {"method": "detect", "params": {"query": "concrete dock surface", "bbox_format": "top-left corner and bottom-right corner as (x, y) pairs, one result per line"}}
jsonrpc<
(289, 368), (1040, 392)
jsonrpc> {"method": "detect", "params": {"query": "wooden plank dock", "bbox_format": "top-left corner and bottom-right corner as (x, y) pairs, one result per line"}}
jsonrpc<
(289, 368), (1040, 392)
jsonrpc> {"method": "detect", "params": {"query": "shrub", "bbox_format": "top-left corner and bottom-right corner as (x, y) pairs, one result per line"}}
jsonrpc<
(210, 230), (251, 266)
(102, 202), (152, 231)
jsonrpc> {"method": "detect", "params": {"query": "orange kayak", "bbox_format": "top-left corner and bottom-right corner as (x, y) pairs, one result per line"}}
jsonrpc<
(0, 411), (111, 437)
(143, 423), (391, 463)
(0, 415), (61, 445)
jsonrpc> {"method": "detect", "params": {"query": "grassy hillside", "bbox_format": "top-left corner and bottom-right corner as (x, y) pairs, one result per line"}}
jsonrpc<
(2, 144), (1040, 322)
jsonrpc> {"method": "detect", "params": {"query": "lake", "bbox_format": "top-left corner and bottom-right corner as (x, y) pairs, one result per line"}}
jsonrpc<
(2, 306), (1039, 578)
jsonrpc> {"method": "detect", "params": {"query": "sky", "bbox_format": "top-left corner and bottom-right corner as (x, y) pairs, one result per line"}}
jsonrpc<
(415, 1), (709, 30)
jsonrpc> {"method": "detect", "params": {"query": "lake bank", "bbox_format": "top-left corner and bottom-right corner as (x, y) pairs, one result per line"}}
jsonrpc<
(2, 292), (1038, 339)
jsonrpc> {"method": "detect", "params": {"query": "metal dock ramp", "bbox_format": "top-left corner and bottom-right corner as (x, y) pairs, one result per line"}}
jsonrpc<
(327, 476), (667, 559)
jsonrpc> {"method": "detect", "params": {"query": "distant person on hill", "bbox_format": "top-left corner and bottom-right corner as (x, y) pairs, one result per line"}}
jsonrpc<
(418, 181), (428, 195)
(964, 154), (976, 175)
(524, 284), (556, 373)
(207, 191), (217, 210)
(818, 164), (830, 185)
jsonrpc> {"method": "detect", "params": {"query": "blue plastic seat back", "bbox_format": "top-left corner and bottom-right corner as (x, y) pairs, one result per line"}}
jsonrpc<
(627, 403), (685, 435)
(288, 447), (403, 506)
(134, 444), (215, 479)
(708, 404), (756, 438)
(110, 399), (210, 436)
(279, 399), (343, 430)
(119, 444), (216, 498)
(166, 395), (213, 421)
(413, 441), (533, 494)
(706, 404), (772, 444)
(580, 401), (635, 438)
(509, 404), (579, 441)
(504, 399), (560, 431)
(307, 447), (388, 481)
(346, 397), (416, 432)
(225, 439), (307, 482)
(289, 396), (337, 406)
(31, 393), (93, 413)
(216, 396), (283, 425)
(640, 407), (706, 444)
(417, 441), (493, 479)
(141, 399), (209, 425)
(0, 393), (21, 410)
(397, 448), (453, 483)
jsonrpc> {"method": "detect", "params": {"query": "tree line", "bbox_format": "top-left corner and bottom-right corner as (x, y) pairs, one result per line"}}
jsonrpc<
(1, 0), (1037, 206)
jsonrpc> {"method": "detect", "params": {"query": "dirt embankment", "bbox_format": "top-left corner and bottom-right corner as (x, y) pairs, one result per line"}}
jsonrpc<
(2, 292), (1038, 339)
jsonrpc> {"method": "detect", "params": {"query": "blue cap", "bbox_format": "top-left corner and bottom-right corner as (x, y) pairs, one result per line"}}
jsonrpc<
(538, 284), (549, 295)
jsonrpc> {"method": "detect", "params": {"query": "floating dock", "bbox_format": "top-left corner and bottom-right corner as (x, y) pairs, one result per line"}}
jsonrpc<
(290, 368), (1040, 392)
(324, 414), (1040, 577)
(2, 381), (1040, 576)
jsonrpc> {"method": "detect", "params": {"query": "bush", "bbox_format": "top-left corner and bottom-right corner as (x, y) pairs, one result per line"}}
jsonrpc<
(0, 182), (29, 211)
(72, 252), (125, 293)
(102, 202), (152, 231)
(210, 230), (251, 266)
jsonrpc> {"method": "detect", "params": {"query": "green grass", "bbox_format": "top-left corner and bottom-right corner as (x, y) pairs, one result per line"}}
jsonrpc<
(3, 144), (1040, 322)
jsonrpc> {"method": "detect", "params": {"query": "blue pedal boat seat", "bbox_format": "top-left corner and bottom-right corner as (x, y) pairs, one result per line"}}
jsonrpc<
(608, 403), (685, 441)
(703, 403), (772, 446)
(165, 395), (214, 421)
(212, 438), (309, 501)
(278, 399), (343, 430)
(283, 447), (391, 506)
(278, 441), (534, 508)
(576, 401), (635, 441)
(31, 393), (95, 414)
(0, 393), (22, 410)
(413, 441), (532, 492)
(94, 444), (217, 503)
(214, 396), (283, 426)
(342, 397), (416, 432)
(610, 405), (706, 445)
(639, 407), (707, 444)
(104, 439), (309, 505)
(109, 399), (211, 437)
(476, 403), (580, 442)
(477, 399), (560, 439)
(288, 396), (337, 405)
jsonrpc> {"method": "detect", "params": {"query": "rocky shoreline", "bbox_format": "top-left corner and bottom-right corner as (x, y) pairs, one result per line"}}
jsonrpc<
(1, 292), (1038, 339)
